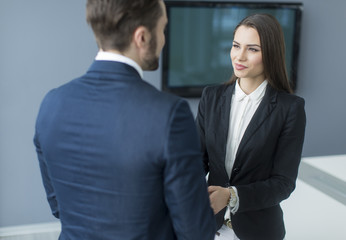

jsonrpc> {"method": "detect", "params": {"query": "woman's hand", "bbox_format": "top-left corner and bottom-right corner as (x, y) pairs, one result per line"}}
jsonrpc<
(208, 186), (230, 214)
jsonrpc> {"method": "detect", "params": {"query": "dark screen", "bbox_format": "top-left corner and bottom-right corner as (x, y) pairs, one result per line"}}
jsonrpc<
(162, 2), (302, 97)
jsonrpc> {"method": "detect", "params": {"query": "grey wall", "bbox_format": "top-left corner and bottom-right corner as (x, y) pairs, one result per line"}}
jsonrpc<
(0, 0), (97, 227)
(0, 0), (345, 227)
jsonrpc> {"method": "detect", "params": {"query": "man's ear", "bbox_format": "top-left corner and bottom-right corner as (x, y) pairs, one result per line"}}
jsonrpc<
(133, 26), (151, 50)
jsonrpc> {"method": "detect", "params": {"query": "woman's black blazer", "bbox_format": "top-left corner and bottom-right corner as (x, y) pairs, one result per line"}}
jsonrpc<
(196, 82), (306, 240)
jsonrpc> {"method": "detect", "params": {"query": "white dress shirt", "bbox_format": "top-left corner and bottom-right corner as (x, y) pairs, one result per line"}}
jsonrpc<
(225, 79), (268, 214)
(95, 51), (144, 79)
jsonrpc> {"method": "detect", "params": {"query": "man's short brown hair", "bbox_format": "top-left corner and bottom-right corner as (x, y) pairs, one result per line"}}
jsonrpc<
(86, 0), (162, 52)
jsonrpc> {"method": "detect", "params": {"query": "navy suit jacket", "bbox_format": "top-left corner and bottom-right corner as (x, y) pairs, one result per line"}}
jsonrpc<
(34, 61), (216, 240)
(196, 83), (306, 240)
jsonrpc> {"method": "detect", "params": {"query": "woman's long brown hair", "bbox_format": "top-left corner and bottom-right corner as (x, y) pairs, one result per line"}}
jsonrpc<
(228, 14), (293, 93)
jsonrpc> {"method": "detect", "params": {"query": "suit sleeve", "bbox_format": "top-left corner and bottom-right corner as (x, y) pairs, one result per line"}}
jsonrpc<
(237, 97), (306, 212)
(34, 103), (60, 219)
(163, 99), (216, 240)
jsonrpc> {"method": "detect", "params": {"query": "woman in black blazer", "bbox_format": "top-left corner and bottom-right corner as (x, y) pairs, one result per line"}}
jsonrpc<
(196, 14), (306, 240)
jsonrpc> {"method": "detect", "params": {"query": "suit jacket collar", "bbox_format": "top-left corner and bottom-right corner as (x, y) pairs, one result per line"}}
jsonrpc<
(95, 52), (144, 78)
(86, 60), (142, 80)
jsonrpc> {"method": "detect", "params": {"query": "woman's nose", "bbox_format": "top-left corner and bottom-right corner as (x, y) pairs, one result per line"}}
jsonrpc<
(237, 49), (246, 61)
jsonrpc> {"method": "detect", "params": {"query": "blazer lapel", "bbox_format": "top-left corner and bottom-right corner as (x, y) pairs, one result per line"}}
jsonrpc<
(219, 84), (234, 144)
(235, 85), (278, 162)
(216, 84), (235, 177)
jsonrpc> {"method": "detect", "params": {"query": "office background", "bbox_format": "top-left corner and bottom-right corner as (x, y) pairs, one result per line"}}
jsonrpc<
(0, 0), (345, 230)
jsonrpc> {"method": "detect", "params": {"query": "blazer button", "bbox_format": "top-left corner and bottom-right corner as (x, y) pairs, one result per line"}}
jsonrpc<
(233, 168), (240, 174)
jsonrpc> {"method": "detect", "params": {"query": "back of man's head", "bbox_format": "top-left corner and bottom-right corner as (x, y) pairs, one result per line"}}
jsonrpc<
(86, 0), (162, 52)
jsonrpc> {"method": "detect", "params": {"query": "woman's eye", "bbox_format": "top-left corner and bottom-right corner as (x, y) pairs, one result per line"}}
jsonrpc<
(249, 48), (259, 52)
(233, 44), (240, 49)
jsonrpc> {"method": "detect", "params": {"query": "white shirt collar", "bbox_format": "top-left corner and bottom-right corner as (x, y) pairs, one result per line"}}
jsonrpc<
(234, 79), (268, 102)
(95, 51), (144, 78)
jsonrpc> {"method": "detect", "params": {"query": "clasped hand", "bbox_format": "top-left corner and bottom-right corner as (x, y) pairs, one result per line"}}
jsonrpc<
(208, 186), (230, 214)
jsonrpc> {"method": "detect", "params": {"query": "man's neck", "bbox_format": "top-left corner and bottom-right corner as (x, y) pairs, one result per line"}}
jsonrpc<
(103, 49), (142, 69)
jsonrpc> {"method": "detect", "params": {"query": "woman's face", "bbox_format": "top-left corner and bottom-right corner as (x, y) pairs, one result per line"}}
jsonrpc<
(230, 26), (265, 83)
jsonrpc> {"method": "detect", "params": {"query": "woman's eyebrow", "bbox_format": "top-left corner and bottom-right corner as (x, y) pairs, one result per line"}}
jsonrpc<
(233, 40), (261, 48)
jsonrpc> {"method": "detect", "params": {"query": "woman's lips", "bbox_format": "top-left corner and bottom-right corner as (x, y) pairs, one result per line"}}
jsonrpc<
(234, 63), (247, 70)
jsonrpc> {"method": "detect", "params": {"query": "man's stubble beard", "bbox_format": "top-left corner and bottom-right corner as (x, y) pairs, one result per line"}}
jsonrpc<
(142, 32), (160, 71)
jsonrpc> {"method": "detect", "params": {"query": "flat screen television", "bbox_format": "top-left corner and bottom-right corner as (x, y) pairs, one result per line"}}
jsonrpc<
(162, 1), (303, 97)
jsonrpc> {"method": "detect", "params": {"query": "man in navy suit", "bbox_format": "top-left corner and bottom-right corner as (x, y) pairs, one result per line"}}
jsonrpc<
(34, 0), (215, 239)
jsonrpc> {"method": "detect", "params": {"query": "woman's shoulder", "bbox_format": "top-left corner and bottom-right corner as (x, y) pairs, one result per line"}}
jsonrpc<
(272, 90), (305, 113)
(276, 90), (305, 104)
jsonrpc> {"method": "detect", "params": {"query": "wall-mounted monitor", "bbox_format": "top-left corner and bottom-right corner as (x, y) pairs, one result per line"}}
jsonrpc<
(162, 1), (303, 97)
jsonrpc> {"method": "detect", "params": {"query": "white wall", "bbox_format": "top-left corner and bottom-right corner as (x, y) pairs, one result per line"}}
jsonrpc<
(0, 0), (345, 227)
